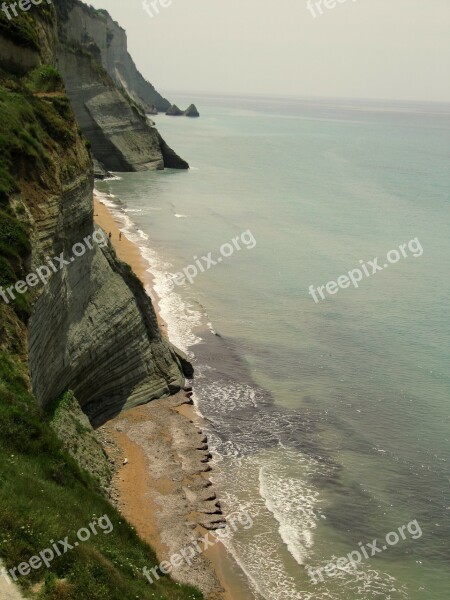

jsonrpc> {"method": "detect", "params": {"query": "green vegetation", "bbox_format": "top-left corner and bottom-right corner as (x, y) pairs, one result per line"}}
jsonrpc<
(0, 209), (30, 275)
(0, 11), (39, 51)
(0, 0), (54, 43)
(0, 162), (18, 203)
(47, 389), (76, 421)
(0, 79), (73, 318)
(0, 75), (76, 204)
(0, 210), (29, 255)
(0, 85), (50, 191)
(0, 352), (203, 599)
(0, 209), (31, 316)
(25, 66), (65, 94)
(0, 255), (16, 288)
(49, 95), (73, 120)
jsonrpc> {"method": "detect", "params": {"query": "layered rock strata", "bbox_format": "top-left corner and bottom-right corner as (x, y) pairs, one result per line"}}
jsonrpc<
(54, 0), (189, 171)
(0, 4), (190, 426)
(56, 0), (171, 113)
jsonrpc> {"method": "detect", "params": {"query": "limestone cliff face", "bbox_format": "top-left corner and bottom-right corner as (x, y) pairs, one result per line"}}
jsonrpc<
(56, 47), (171, 171)
(0, 7), (201, 598)
(0, 4), (190, 427)
(54, 0), (188, 171)
(28, 174), (187, 425)
(56, 0), (171, 113)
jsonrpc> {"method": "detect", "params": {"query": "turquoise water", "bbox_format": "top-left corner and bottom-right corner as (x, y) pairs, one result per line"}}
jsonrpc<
(96, 95), (450, 600)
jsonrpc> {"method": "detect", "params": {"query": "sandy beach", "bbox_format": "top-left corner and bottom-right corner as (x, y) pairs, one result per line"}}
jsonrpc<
(94, 196), (254, 600)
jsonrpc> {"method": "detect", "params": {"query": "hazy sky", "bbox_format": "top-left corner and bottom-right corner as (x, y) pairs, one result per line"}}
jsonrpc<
(88, 0), (450, 102)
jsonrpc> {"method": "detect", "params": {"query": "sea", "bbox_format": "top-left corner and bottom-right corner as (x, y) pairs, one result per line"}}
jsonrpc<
(95, 93), (450, 600)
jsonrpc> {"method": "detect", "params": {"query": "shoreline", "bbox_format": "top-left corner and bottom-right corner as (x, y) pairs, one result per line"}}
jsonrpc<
(94, 196), (252, 600)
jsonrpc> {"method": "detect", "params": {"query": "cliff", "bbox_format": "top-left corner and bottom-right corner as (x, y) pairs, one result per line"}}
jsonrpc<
(56, 0), (171, 113)
(0, 4), (199, 599)
(0, 0), (189, 434)
(53, 0), (188, 171)
(28, 209), (188, 425)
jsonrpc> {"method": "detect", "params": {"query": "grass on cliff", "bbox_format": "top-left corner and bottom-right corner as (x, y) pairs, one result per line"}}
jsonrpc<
(0, 1), (54, 53)
(0, 11), (39, 52)
(25, 65), (65, 94)
(0, 210), (31, 317)
(0, 80), (73, 204)
(0, 349), (203, 600)
(0, 74), (78, 317)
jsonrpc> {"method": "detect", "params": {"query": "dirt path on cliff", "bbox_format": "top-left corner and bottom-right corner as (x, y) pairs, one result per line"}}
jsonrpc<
(0, 561), (27, 599)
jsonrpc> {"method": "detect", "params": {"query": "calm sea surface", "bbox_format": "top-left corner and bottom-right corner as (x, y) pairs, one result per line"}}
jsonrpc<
(96, 94), (450, 600)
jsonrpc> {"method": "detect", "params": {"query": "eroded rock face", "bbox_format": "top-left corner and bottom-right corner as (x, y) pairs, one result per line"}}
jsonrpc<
(56, 0), (170, 113)
(92, 158), (111, 179)
(30, 242), (187, 426)
(54, 0), (189, 170)
(15, 7), (192, 425)
(0, 1), (191, 431)
(156, 131), (189, 169)
(56, 45), (188, 171)
(28, 169), (188, 425)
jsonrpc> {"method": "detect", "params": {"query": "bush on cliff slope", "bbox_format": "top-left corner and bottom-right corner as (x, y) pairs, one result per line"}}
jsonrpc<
(0, 11), (39, 51)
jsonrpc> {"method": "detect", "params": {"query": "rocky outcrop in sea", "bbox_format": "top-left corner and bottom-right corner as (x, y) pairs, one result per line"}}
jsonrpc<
(185, 103), (200, 117)
(166, 103), (201, 117)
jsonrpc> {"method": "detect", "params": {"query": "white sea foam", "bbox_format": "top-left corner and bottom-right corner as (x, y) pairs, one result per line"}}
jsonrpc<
(208, 451), (320, 600)
(209, 445), (406, 600)
(100, 173), (122, 181)
(196, 380), (259, 415)
(258, 459), (319, 566)
(206, 321), (216, 335)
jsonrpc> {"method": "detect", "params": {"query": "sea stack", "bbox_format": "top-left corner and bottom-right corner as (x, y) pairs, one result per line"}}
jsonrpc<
(166, 104), (184, 116)
(185, 104), (200, 117)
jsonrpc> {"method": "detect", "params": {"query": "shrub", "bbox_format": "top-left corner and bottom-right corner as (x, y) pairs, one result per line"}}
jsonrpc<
(26, 65), (64, 94)
(0, 11), (39, 51)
